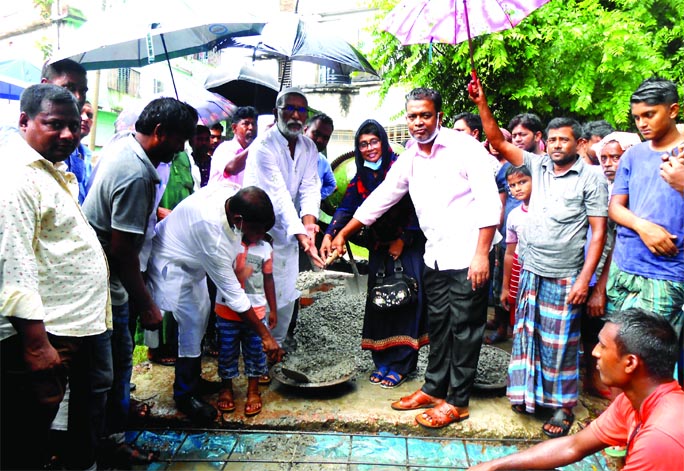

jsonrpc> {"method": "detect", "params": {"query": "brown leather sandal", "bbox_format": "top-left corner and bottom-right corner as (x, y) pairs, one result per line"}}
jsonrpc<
(245, 391), (262, 417)
(217, 387), (235, 413)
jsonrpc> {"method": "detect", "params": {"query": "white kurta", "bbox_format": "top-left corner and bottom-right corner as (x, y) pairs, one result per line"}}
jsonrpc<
(243, 126), (320, 344)
(146, 183), (250, 357)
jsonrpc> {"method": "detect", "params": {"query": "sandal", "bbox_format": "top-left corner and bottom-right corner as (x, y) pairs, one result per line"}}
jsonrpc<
(380, 371), (406, 389)
(511, 404), (530, 415)
(415, 402), (469, 429)
(245, 391), (262, 417)
(542, 408), (575, 438)
(484, 331), (507, 345)
(129, 398), (153, 421)
(217, 387), (235, 413)
(369, 366), (389, 385)
(258, 374), (271, 385)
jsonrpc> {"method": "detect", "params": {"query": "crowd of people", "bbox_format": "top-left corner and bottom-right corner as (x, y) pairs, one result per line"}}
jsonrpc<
(1, 55), (683, 470)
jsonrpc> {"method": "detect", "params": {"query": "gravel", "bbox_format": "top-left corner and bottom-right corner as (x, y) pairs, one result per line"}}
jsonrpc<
(284, 271), (509, 387)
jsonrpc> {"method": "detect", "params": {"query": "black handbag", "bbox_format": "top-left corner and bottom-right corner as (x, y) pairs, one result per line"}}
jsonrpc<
(369, 258), (418, 310)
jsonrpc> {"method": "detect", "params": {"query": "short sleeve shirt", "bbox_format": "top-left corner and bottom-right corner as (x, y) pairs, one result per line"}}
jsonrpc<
(82, 134), (160, 306)
(520, 151), (608, 278)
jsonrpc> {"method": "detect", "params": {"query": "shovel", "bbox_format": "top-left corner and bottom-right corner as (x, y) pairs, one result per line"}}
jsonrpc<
(344, 240), (366, 295)
(281, 366), (311, 383)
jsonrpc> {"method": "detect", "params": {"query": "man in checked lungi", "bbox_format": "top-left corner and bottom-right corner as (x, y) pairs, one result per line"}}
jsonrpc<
(470, 79), (608, 438)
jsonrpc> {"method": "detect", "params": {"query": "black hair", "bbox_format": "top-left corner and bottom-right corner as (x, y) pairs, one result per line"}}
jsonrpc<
(20, 83), (79, 118)
(195, 124), (210, 135)
(631, 77), (679, 106)
(210, 122), (224, 133)
(307, 113), (334, 130)
(232, 106), (258, 125)
(582, 120), (614, 140)
(505, 164), (531, 179)
(405, 88), (442, 113)
(41, 58), (86, 82)
(546, 117), (583, 141)
(135, 97), (198, 139)
(605, 308), (678, 380)
(508, 113), (543, 135)
(453, 112), (482, 137)
(229, 186), (275, 231)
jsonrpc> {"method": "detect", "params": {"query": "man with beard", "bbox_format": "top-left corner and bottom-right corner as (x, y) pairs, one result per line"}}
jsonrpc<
(509, 112), (545, 154)
(209, 106), (258, 186)
(330, 88), (501, 429)
(243, 88), (324, 347)
(470, 79), (608, 438)
(83, 97), (198, 467)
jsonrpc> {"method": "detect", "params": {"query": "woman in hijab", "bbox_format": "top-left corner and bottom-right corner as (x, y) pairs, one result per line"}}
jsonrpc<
(320, 119), (428, 388)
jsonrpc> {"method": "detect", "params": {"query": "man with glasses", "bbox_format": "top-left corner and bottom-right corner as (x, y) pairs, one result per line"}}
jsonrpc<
(243, 87), (324, 347)
(330, 88), (501, 428)
(468, 308), (684, 471)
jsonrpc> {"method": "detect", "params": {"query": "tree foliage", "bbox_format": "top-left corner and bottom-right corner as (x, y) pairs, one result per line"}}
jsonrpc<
(368, 0), (684, 130)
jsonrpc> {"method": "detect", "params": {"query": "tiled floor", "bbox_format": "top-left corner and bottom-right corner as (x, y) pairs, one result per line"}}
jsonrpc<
(128, 429), (610, 470)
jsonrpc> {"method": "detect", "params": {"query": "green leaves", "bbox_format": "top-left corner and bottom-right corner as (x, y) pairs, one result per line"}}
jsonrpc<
(368, 0), (684, 130)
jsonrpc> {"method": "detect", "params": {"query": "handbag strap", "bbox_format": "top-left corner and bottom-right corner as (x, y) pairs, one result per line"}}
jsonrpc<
(393, 258), (404, 274)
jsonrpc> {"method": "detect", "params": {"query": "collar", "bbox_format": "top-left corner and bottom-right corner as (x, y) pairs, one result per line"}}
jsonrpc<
(541, 154), (585, 177)
(637, 380), (682, 423)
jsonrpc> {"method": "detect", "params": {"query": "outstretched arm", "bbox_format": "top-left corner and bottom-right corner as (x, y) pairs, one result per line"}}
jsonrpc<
(468, 427), (605, 471)
(468, 78), (524, 167)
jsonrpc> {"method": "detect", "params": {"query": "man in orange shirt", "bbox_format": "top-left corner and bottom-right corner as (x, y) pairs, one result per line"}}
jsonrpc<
(469, 308), (684, 471)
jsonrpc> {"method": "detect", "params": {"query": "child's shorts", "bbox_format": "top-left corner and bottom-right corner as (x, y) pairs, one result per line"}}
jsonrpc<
(216, 317), (268, 379)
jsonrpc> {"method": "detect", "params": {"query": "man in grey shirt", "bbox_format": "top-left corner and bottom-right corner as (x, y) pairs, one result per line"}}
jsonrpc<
(470, 79), (607, 439)
(83, 97), (197, 467)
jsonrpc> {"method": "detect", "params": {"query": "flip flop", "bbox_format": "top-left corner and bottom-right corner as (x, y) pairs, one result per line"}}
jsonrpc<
(258, 374), (272, 385)
(415, 402), (469, 429)
(542, 408), (575, 438)
(245, 391), (262, 417)
(380, 371), (406, 389)
(511, 404), (530, 415)
(217, 387), (235, 413)
(369, 366), (389, 385)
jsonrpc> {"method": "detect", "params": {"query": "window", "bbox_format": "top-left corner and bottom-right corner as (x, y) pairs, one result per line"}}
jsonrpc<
(107, 68), (140, 96)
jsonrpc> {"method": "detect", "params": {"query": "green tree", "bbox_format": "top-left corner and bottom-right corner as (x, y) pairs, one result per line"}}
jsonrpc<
(369, 0), (684, 130)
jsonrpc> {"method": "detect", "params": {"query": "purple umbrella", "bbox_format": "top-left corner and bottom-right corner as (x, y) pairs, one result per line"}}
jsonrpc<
(383, 0), (550, 82)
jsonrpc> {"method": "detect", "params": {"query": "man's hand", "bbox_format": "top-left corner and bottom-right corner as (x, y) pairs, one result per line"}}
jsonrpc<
(467, 77), (486, 106)
(635, 218), (679, 256)
(467, 253), (490, 291)
(262, 335), (285, 364)
(586, 288), (606, 317)
(319, 234), (334, 262)
(157, 207), (172, 221)
(235, 265), (254, 285)
(297, 233), (324, 268)
(660, 153), (684, 195)
(138, 302), (163, 330)
(567, 278), (590, 306)
(500, 286), (510, 311)
(304, 222), (319, 242)
(24, 340), (61, 373)
(330, 233), (348, 258)
(268, 309), (277, 330)
(388, 238), (405, 260)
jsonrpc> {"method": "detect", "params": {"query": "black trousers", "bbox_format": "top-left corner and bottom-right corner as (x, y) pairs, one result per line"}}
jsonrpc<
(421, 265), (489, 407)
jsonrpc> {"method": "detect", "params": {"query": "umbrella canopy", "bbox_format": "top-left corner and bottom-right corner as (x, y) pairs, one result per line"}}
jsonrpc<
(383, 0), (550, 46)
(232, 13), (378, 77)
(0, 59), (42, 100)
(204, 61), (279, 114)
(115, 85), (236, 132)
(50, 0), (265, 70)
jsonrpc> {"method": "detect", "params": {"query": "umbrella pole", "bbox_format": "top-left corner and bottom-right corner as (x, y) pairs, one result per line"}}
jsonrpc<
(160, 33), (179, 99)
(462, 0), (478, 82)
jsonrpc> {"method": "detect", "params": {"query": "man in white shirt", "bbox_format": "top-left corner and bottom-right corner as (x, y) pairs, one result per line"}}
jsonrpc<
(209, 106), (258, 186)
(243, 87), (324, 346)
(146, 185), (284, 423)
(330, 88), (501, 428)
(0, 84), (110, 470)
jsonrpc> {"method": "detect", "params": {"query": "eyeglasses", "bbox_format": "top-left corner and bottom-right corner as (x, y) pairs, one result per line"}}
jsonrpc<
(358, 138), (381, 150)
(278, 105), (308, 114)
(600, 155), (622, 164)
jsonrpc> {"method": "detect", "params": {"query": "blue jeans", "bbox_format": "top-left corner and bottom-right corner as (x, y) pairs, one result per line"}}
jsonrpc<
(106, 303), (133, 435)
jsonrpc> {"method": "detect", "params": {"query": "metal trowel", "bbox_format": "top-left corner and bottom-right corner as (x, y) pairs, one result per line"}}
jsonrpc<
(344, 240), (365, 295)
(281, 367), (310, 383)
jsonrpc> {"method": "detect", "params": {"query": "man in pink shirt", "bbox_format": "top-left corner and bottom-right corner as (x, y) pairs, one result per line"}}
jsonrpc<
(209, 106), (258, 186)
(469, 308), (684, 471)
(330, 88), (501, 428)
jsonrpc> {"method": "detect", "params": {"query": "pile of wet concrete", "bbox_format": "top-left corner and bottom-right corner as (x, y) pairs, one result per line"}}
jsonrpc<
(282, 271), (509, 389)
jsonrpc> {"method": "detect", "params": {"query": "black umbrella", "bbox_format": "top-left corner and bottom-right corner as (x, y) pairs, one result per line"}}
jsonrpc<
(204, 61), (279, 114)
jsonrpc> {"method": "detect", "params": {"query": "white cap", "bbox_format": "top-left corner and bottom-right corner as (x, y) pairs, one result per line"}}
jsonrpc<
(276, 86), (306, 103)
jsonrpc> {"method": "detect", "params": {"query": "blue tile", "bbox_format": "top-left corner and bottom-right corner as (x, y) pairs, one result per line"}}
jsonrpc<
(167, 462), (225, 470)
(134, 430), (187, 460)
(464, 441), (522, 466)
(224, 463), (290, 470)
(295, 434), (351, 463)
(407, 438), (468, 468)
(350, 435), (407, 465)
(176, 432), (238, 460)
(229, 433), (299, 463)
